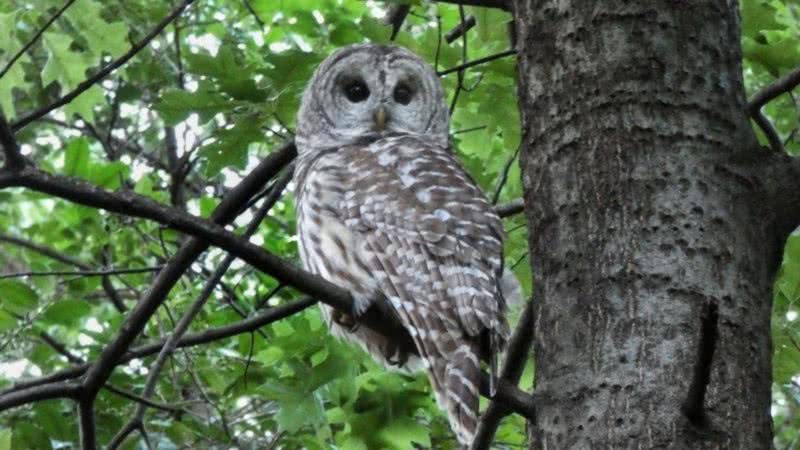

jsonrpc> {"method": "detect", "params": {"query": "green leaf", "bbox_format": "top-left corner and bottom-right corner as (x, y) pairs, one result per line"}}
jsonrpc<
(0, 428), (11, 450)
(200, 119), (263, 176)
(276, 394), (325, 433)
(0, 280), (38, 314)
(64, 138), (91, 178)
(740, 0), (783, 39)
(41, 32), (94, 92)
(154, 88), (232, 126)
(89, 161), (130, 189)
(310, 347), (329, 367)
(0, 310), (16, 332)
(42, 300), (91, 326)
(65, 0), (129, 58)
(377, 418), (431, 450)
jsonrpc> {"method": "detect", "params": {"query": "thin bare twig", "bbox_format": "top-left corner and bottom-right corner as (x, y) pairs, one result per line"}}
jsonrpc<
(0, 297), (317, 403)
(450, 6), (469, 115)
(438, 49), (517, 77)
(752, 109), (785, 153)
(0, 266), (163, 280)
(492, 146), (521, 204)
(107, 170), (293, 449)
(241, 0), (266, 29)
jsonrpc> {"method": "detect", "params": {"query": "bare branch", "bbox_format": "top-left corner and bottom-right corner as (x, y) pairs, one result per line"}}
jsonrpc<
(384, 4), (411, 41)
(77, 142), (295, 409)
(0, 232), (127, 311)
(0, 266), (163, 280)
(492, 146), (521, 204)
(471, 299), (535, 450)
(79, 398), (96, 450)
(0, 297), (317, 405)
(435, 0), (508, 10)
(0, 233), (88, 268)
(107, 170), (293, 449)
(495, 198), (524, 218)
(445, 15), (476, 44)
(751, 110), (785, 154)
(0, 382), (80, 411)
(11, 0), (197, 131)
(241, 0), (266, 29)
(0, 113), (25, 170)
(0, 0), (78, 80)
(747, 65), (800, 114)
(438, 49), (516, 76)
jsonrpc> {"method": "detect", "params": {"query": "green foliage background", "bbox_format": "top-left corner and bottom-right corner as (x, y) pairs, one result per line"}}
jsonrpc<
(0, 0), (796, 448)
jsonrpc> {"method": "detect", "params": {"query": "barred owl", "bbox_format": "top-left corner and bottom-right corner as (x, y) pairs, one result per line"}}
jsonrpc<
(294, 44), (509, 445)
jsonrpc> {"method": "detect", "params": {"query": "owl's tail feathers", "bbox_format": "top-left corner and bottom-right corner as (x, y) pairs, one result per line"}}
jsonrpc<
(443, 343), (481, 446)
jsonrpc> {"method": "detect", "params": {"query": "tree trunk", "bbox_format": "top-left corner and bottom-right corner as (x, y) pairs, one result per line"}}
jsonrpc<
(512, 1), (775, 448)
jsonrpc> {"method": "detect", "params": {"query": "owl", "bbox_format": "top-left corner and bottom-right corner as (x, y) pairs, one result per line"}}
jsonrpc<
(293, 44), (509, 445)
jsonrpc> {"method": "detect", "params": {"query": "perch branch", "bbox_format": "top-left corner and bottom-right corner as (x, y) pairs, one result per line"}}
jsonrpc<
(107, 170), (293, 449)
(0, 163), (535, 421)
(471, 298), (535, 450)
(0, 297), (317, 402)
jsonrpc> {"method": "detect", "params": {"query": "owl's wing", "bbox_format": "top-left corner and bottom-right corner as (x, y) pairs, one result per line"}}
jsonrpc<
(329, 135), (509, 444)
(339, 136), (507, 338)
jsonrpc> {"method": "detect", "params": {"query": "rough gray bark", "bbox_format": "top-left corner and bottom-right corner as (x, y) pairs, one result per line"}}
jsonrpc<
(512, 1), (791, 448)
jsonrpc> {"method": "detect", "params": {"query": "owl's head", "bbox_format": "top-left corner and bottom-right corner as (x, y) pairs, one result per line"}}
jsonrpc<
(295, 44), (449, 152)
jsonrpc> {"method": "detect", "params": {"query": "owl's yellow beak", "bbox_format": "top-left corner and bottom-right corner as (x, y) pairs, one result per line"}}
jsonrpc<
(373, 106), (389, 131)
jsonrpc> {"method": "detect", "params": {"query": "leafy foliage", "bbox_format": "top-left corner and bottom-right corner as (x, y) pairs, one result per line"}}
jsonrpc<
(0, 1), (527, 448)
(0, 0), (797, 448)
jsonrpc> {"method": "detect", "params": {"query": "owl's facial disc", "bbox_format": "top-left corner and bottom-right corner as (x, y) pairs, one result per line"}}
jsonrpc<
(296, 44), (449, 150)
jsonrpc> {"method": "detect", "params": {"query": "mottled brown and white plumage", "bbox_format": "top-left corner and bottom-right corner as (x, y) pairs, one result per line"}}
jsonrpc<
(293, 44), (509, 445)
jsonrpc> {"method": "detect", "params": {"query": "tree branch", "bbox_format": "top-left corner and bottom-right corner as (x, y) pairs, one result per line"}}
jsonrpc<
(0, 232), (128, 311)
(107, 170), (293, 449)
(0, 0), (78, 80)
(471, 298), (535, 450)
(0, 233), (88, 268)
(0, 160), (536, 419)
(0, 113), (25, 170)
(435, 0), (508, 10)
(495, 198), (524, 217)
(0, 297), (317, 406)
(0, 382), (79, 411)
(727, 150), (800, 269)
(747, 65), (800, 114)
(0, 266), (163, 280)
(10, 0), (196, 131)
(445, 15), (476, 44)
(438, 49), (516, 76)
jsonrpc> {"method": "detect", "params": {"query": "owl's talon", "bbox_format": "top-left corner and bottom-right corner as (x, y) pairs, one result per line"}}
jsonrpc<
(383, 341), (408, 367)
(332, 310), (360, 332)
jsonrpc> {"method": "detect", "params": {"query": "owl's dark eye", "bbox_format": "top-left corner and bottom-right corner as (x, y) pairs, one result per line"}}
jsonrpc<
(393, 83), (413, 105)
(343, 80), (370, 103)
